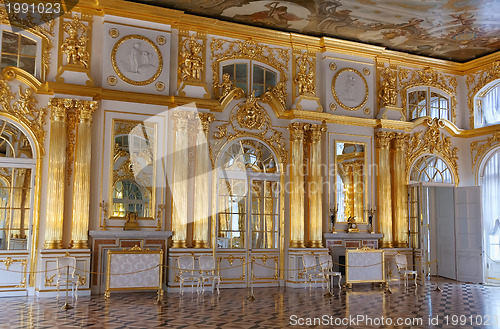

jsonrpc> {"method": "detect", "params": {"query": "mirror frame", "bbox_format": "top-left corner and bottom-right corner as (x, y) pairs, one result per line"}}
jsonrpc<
(109, 118), (157, 220)
(333, 140), (368, 223)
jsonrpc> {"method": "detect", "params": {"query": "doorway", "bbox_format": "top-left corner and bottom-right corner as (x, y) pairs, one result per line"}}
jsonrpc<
(215, 139), (281, 287)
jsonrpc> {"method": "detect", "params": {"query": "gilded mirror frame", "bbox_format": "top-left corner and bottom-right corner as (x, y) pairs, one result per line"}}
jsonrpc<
(333, 140), (368, 223)
(108, 118), (157, 220)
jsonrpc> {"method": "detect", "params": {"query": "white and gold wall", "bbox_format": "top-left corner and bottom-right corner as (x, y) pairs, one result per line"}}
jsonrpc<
(0, 0), (498, 295)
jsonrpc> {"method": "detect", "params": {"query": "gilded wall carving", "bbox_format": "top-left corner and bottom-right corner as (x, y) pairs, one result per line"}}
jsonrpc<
(399, 66), (457, 123)
(213, 96), (287, 165)
(0, 4), (54, 81)
(405, 118), (459, 185)
(470, 131), (500, 176)
(0, 79), (46, 156)
(179, 34), (204, 82)
(293, 50), (316, 98)
(60, 13), (91, 68)
(377, 64), (398, 109)
(466, 60), (500, 129)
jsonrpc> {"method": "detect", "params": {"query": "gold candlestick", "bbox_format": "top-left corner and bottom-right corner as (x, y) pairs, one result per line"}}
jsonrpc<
(99, 200), (108, 231)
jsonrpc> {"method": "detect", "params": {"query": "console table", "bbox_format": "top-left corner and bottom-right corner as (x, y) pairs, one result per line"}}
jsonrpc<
(89, 230), (172, 294)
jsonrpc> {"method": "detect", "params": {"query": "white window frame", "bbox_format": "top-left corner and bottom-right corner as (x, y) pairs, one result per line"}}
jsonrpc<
(407, 86), (451, 121)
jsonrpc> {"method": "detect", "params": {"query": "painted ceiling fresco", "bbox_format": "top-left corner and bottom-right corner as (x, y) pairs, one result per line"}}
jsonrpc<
(127, 0), (500, 62)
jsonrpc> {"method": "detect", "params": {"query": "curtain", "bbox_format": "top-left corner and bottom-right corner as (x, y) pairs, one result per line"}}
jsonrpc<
(482, 149), (500, 261)
(483, 84), (500, 126)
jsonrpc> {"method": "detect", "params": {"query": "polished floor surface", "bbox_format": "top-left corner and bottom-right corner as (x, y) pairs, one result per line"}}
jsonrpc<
(1, 278), (500, 328)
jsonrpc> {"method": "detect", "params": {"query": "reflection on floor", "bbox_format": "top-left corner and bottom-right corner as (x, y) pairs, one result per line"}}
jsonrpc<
(1, 278), (500, 328)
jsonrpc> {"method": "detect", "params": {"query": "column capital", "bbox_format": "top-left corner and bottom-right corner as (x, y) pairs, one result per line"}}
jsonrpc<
(192, 112), (214, 134)
(375, 131), (393, 148)
(392, 132), (409, 151)
(75, 100), (98, 124)
(49, 98), (73, 122)
(172, 110), (192, 131)
(289, 122), (307, 141)
(305, 123), (326, 143)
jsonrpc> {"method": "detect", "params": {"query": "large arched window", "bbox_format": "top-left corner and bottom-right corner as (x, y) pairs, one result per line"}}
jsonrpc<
(408, 87), (451, 121)
(481, 149), (500, 260)
(221, 61), (278, 97)
(410, 155), (453, 184)
(475, 81), (500, 128)
(0, 118), (36, 250)
(0, 31), (37, 75)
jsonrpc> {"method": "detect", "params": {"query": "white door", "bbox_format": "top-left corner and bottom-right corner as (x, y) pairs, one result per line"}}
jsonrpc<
(454, 186), (484, 283)
(435, 187), (457, 280)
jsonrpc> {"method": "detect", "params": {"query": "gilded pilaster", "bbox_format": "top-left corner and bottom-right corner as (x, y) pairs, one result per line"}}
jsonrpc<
(44, 98), (71, 249)
(70, 101), (98, 249)
(307, 124), (325, 248)
(172, 111), (191, 248)
(192, 113), (214, 248)
(391, 133), (409, 248)
(289, 123), (306, 248)
(375, 131), (393, 248)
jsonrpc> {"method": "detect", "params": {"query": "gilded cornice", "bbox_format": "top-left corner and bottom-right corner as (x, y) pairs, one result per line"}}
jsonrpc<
(405, 118), (459, 185)
(471, 131), (500, 180)
(466, 60), (500, 129)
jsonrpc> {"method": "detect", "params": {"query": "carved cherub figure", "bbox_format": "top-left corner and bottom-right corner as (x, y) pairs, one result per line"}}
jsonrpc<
(216, 73), (234, 100)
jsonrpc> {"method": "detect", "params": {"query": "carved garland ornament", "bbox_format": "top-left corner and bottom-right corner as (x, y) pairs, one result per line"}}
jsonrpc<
(405, 118), (459, 185)
(399, 66), (457, 123)
(210, 38), (288, 107)
(470, 131), (500, 174)
(0, 3), (54, 81)
(60, 13), (91, 68)
(0, 79), (46, 155)
(466, 60), (500, 129)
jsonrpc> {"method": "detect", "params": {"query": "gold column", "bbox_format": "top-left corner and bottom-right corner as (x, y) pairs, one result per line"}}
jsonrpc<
(70, 101), (98, 249)
(44, 98), (70, 249)
(353, 160), (364, 220)
(391, 133), (409, 248)
(172, 111), (191, 248)
(307, 124), (325, 248)
(375, 131), (393, 248)
(193, 113), (214, 248)
(289, 123), (306, 248)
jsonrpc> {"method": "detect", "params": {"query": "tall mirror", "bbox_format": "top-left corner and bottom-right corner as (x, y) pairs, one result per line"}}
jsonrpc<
(334, 141), (366, 223)
(110, 119), (156, 219)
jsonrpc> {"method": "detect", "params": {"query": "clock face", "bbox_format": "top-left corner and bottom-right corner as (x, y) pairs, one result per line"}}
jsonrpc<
(352, 223), (357, 228)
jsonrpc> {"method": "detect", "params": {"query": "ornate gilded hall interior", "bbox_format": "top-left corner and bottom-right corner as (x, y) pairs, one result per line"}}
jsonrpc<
(0, 0), (500, 327)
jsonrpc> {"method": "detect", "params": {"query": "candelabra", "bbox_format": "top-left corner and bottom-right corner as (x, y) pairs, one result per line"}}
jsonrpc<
(365, 207), (376, 233)
(99, 200), (108, 231)
(330, 204), (338, 233)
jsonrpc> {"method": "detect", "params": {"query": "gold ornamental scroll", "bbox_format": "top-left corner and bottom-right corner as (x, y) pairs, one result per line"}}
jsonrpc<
(44, 98), (70, 249)
(192, 113), (214, 248)
(307, 124), (325, 248)
(289, 123), (306, 248)
(70, 101), (98, 249)
(375, 131), (393, 248)
(391, 133), (409, 248)
(171, 111), (191, 248)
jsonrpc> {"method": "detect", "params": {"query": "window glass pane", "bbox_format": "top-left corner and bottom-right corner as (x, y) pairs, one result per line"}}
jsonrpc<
(1, 54), (17, 70)
(254, 84), (264, 97)
(20, 36), (36, 56)
(19, 57), (35, 75)
(235, 63), (247, 82)
(222, 64), (233, 79)
(2, 31), (18, 54)
(235, 81), (247, 94)
(253, 65), (264, 84)
(266, 70), (276, 87)
(482, 83), (500, 126)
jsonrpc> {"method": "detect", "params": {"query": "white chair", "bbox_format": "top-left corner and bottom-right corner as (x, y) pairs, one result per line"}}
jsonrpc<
(395, 254), (417, 287)
(302, 253), (322, 289)
(55, 256), (80, 300)
(199, 255), (221, 294)
(178, 256), (201, 295)
(319, 254), (342, 290)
